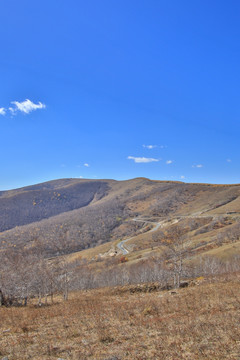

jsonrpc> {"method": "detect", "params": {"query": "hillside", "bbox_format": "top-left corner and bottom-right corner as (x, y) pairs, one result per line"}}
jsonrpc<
(0, 179), (110, 232)
(1, 178), (240, 260)
(1, 183), (240, 355)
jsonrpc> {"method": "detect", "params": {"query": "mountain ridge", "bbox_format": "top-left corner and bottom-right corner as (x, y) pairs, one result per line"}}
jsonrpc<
(1, 177), (240, 259)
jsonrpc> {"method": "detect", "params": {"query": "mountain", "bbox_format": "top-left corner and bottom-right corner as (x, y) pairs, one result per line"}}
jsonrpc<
(0, 179), (110, 232)
(0, 177), (240, 259)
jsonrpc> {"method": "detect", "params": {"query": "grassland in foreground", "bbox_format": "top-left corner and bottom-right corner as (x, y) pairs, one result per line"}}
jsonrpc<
(0, 273), (240, 360)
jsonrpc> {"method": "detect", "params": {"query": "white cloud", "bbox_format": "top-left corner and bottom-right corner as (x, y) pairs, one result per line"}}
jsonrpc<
(166, 160), (173, 164)
(84, 163), (90, 167)
(143, 144), (157, 149)
(79, 176), (84, 178)
(0, 108), (6, 116)
(143, 144), (166, 149)
(127, 156), (159, 163)
(9, 99), (46, 114)
(180, 175), (185, 179)
(192, 164), (203, 168)
(227, 159), (232, 163)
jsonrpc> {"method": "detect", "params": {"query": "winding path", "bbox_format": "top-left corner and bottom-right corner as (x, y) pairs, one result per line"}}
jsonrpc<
(117, 238), (131, 255)
(117, 217), (166, 255)
(116, 211), (240, 255)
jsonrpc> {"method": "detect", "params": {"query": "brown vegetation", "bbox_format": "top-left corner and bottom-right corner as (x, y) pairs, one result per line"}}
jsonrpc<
(1, 178), (240, 261)
(1, 178), (240, 358)
(0, 273), (240, 359)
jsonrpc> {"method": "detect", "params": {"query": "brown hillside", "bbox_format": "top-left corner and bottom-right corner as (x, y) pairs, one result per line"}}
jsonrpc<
(0, 178), (240, 260)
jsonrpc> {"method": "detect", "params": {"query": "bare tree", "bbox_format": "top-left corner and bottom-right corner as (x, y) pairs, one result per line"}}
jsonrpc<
(158, 226), (188, 288)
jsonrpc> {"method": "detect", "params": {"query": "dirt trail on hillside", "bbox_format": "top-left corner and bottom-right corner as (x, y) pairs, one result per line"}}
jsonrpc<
(117, 217), (175, 255)
(117, 211), (240, 255)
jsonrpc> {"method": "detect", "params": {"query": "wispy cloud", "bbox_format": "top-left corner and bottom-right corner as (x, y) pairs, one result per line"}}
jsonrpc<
(84, 163), (90, 167)
(180, 175), (185, 179)
(143, 144), (157, 149)
(226, 159), (232, 163)
(143, 144), (166, 149)
(166, 160), (173, 164)
(0, 108), (6, 116)
(9, 99), (46, 115)
(192, 164), (203, 168)
(128, 156), (159, 163)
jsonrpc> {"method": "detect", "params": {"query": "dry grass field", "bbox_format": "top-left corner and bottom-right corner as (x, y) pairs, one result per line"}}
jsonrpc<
(1, 273), (240, 360)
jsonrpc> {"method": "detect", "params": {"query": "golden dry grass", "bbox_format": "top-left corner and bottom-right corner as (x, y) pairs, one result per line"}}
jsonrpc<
(0, 274), (240, 359)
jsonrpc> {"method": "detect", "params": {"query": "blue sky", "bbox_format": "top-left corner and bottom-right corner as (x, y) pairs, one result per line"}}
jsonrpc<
(0, 0), (240, 190)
